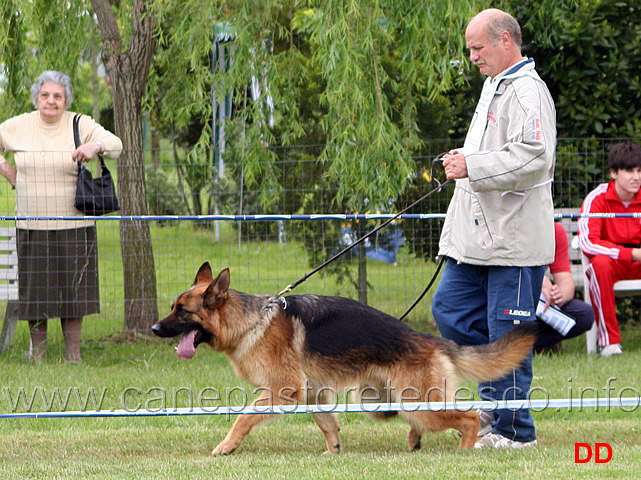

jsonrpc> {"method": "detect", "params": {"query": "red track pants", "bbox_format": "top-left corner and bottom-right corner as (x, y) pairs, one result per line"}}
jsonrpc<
(585, 255), (641, 347)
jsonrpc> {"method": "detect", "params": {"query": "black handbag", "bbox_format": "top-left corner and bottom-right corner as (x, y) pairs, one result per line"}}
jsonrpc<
(73, 114), (120, 215)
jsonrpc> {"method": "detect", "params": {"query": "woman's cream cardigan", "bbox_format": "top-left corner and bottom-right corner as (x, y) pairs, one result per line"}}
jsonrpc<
(0, 111), (122, 230)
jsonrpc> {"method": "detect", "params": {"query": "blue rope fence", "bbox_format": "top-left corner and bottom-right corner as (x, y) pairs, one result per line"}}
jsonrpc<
(1, 397), (639, 419)
(1, 212), (639, 222)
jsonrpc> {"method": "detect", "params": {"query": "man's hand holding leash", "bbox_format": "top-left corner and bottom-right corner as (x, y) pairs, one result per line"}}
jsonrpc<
(443, 150), (468, 180)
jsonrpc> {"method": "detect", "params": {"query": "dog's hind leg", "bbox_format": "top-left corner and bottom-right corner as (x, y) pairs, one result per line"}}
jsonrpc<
(407, 426), (423, 451)
(401, 410), (480, 450)
(311, 412), (342, 454)
(450, 411), (481, 449)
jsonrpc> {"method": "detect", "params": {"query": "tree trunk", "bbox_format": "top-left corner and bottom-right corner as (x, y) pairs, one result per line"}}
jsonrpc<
(91, 0), (158, 333)
(114, 82), (158, 333)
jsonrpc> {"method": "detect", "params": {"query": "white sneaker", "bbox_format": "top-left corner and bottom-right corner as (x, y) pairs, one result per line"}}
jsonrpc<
(600, 344), (623, 357)
(478, 409), (493, 437)
(474, 433), (538, 449)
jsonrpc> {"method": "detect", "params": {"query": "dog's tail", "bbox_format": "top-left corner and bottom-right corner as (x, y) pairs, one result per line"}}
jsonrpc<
(448, 322), (538, 382)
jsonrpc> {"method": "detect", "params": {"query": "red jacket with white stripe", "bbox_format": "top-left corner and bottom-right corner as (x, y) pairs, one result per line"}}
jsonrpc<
(579, 180), (641, 263)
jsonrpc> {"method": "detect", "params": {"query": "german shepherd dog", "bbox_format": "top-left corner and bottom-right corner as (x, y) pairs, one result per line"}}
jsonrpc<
(152, 262), (536, 455)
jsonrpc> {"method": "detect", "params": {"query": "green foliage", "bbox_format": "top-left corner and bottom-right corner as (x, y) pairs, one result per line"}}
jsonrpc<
(0, 0), (103, 118)
(147, 1), (480, 209)
(513, 0), (641, 137)
(150, 0), (221, 137)
(29, 0), (93, 74)
(0, 1), (32, 114)
(145, 165), (189, 224)
(617, 297), (641, 328)
(142, 1), (480, 285)
(447, 0), (641, 138)
(295, 1), (476, 210)
(553, 138), (605, 208)
(6, 1), (641, 300)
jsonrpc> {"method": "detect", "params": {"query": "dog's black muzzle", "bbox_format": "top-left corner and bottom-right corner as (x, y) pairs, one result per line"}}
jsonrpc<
(151, 322), (169, 337)
(151, 317), (198, 338)
(151, 319), (212, 347)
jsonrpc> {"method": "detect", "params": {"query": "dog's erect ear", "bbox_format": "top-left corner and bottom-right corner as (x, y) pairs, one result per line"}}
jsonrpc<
(194, 262), (213, 286)
(203, 268), (230, 308)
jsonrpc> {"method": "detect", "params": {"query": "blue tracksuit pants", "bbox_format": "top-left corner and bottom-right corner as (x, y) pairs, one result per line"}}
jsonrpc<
(431, 258), (545, 443)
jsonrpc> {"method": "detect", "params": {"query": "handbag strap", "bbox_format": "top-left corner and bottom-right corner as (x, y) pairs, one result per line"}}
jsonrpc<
(73, 114), (81, 150)
(73, 113), (106, 169)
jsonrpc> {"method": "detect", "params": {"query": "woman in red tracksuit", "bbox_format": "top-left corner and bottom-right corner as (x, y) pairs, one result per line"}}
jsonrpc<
(578, 142), (641, 357)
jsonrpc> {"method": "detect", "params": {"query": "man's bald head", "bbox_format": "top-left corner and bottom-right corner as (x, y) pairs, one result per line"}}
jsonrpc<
(468, 9), (522, 48)
(465, 9), (523, 78)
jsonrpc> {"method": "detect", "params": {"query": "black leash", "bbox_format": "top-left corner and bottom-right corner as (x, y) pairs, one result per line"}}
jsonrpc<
(278, 155), (450, 296)
(398, 254), (445, 321)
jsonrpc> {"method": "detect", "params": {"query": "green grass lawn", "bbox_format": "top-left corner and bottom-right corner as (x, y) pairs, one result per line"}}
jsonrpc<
(0, 212), (639, 478)
(0, 327), (639, 479)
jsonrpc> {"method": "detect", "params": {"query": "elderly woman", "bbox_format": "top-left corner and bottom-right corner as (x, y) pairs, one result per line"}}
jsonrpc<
(0, 70), (122, 363)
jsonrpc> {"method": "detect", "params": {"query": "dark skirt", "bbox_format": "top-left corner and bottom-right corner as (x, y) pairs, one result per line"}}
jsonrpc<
(17, 227), (100, 320)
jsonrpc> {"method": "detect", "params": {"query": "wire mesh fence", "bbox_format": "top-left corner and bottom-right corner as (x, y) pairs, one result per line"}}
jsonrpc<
(0, 137), (635, 356)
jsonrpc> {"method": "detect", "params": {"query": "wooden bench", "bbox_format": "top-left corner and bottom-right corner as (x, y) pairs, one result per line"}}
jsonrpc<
(0, 226), (19, 352)
(557, 208), (641, 353)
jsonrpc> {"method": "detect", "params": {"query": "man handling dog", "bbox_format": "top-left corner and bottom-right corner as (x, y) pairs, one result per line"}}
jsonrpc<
(431, 9), (556, 448)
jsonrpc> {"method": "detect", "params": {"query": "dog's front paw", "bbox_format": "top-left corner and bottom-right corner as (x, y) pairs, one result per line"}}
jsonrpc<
(212, 442), (237, 456)
(321, 443), (341, 455)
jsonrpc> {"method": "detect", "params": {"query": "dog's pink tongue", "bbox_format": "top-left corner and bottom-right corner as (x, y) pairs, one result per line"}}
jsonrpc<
(176, 330), (197, 360)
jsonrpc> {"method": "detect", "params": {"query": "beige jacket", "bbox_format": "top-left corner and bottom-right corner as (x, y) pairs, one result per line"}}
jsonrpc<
(438, 59), (557, 266)
(0, 111), (122, 230)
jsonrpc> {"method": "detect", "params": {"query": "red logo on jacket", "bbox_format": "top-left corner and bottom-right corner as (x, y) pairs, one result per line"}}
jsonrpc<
(532, 118), (542, 140)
